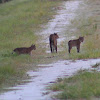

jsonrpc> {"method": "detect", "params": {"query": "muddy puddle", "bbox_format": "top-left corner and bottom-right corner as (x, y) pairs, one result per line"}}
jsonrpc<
(0, 0), (98, 100)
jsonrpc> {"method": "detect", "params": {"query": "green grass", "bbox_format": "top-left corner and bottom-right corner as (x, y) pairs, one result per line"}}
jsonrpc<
(0, 0), (100, 95)
(62, 0), (100, 60)
(0, 0), (61, 90)
(0, 65), (19, 84)
(50, 71), (100, 100)
(0, 0), (59, 51)
(49, 0), (100, 99)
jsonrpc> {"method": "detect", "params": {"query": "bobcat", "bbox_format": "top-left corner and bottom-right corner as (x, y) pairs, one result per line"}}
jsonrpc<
(68, 37), (84, 53)
(13, 44), (36, 55)
(49, 33), (59, 53)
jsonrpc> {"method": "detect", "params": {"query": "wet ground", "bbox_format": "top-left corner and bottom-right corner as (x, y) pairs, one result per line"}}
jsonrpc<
(0, 0), (100, 100)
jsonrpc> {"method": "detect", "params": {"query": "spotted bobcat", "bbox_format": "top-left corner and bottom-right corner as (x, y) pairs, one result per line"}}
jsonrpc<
(68, 37), (84, 53)
(13, 44), (36, 55)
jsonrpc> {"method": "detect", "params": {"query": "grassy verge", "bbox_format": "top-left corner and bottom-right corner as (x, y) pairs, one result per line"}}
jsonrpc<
(50, 70), (100, 100)
(0, 0), (62, 91)
(49, 0), (100, 99)
(61, 0), (100, 60)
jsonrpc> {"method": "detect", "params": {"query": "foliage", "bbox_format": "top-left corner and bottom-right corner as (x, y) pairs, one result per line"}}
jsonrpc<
(0, 0), (60, 89)
(50, 71), (100, 100)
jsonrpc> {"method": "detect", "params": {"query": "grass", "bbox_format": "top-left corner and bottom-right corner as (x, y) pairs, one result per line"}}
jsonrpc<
(61, 0), (100, 60)
(49, 0), (100, 99)
(0, 0), (62, 91)
(0, 0), (100, 96)
(50, 71), (100, 100)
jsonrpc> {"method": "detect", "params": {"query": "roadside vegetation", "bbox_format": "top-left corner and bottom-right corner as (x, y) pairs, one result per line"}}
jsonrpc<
(50, 70), (100, 100)
(61, 0), (100, 60)
(49, 0), (100, 99)
(0, 0), (62, 92)
(1, 0), (100, 98)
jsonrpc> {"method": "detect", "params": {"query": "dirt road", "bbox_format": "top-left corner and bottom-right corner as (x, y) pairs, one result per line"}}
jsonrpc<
(0, 0), (100, 100)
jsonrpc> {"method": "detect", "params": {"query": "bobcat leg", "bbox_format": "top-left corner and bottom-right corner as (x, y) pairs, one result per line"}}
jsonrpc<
(52, 45), (54, 53)
(77, 45), (80, 53)
(50, 43), (53, 53)
(51, 46), (53, 53)
(29, 52), (32, 56)
(68, 46), (72, 54)
(55, 46), (57, 53)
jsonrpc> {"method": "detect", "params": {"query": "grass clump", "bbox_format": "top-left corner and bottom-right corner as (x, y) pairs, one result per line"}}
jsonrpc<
(92, 63), (100, 68)
(50, 71), (100, 100)
(0, 65), (22, 90)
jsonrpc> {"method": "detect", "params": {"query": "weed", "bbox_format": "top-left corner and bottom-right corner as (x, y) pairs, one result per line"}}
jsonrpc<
(0, 0), (61, 91)
(50, 71), (100, 100)
(92, 63), (100, 68)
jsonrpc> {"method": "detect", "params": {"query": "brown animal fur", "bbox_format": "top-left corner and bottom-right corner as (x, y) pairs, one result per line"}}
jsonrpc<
(13, 44), (36, 55)
(68, 37), (84, 53)
(49, 33), (59, 53)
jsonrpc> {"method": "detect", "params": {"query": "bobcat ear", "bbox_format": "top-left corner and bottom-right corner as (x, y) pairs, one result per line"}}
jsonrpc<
(54, 33), (57, 35)
(81, 36), (84, 38)
(79, 36), (84, 38)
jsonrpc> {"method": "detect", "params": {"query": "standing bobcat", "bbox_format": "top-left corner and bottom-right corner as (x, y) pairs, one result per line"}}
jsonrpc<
(68, 37), (84, 53)
(13, 44), (36, 55)
(49, 33), (59, 53)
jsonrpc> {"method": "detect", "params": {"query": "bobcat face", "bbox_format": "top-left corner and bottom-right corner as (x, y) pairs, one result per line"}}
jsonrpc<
(54, 33), (59, 39)
(31, 44), (36, 50)
(68, 36), (84, 53)
(49, 33), (59, 53)
(79, 37), (84, 42)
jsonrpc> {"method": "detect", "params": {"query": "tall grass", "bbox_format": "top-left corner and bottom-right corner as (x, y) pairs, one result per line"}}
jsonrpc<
(0, 65), (17, 84)
(63, 0), (100, 60)
(0, 0), (61, 89)
(49, 0), (100, 99)
(0, 0), (58, 52)
(50, 71), (100, 100)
